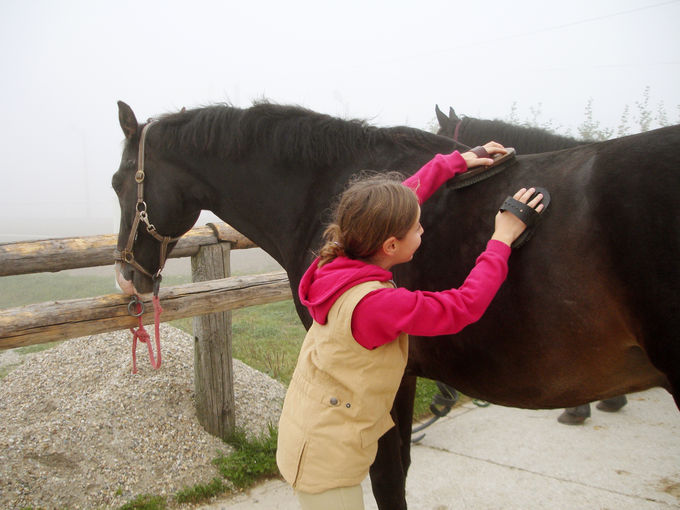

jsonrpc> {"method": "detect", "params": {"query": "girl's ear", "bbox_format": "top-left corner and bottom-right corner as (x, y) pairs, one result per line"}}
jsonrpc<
(382, 236), (398, 256)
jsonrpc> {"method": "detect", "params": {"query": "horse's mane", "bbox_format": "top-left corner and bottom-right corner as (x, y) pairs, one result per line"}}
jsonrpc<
(153, 101), (445, 166)
(460, 117), (582, 153)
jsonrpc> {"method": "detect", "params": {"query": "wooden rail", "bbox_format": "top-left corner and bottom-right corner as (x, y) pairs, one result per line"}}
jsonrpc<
(0, 271), (291, 350)
(0, 222), (256, 276)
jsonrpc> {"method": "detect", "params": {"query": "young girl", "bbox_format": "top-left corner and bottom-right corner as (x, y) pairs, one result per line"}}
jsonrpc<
(277, 142), (546, 510)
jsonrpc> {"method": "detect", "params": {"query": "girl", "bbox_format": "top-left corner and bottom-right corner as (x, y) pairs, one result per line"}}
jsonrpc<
(277, 142), (546, 510)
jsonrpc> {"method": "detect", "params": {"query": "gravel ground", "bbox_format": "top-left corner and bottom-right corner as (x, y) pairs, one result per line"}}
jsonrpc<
(0, 324), (286, 509)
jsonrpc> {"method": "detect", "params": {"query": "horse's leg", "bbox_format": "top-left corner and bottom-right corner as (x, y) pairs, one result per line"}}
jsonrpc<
(370, 374), (417, 510)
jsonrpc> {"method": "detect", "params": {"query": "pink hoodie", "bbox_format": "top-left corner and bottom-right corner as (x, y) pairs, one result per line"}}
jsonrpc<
(298, 151), (511, 349)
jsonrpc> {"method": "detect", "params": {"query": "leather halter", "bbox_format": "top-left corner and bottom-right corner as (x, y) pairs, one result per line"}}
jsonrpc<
(114, 122), (181, 284)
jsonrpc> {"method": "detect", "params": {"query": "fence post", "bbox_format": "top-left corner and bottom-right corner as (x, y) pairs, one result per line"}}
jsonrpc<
(191, 242), (235, 440)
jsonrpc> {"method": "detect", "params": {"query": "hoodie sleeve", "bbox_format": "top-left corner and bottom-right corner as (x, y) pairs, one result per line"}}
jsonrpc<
(402, 151), (467, 205)
(351, 240), (510, 349)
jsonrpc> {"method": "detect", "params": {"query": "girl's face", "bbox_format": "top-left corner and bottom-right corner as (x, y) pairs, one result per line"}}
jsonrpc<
(392, 208), (423, 265)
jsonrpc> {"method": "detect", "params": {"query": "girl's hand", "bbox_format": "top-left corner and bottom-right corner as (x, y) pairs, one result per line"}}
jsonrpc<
(491, 188), (545, 247)
(461, 141), (507, 168)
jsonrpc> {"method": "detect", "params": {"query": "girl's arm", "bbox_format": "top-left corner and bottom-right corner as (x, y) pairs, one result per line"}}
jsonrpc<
(352, 239), (510, 349)
(402, 152), (467, 204)
(403, 142), (506, 204)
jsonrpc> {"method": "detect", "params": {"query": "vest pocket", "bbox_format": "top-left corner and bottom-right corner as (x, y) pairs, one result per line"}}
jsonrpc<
(291, 440), (308, 487)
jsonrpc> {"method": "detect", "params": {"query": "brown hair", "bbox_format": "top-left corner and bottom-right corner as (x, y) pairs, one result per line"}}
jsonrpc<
(317, 172), (420, 267)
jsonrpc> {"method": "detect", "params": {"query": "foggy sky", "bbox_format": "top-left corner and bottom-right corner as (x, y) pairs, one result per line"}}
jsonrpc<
(1, 0), (678, 241)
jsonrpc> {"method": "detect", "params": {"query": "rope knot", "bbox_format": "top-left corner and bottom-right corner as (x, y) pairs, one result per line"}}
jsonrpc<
(129, 295), (163, 374)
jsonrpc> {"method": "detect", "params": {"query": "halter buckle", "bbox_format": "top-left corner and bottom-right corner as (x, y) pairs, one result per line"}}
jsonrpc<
(152, 274), (162, 297)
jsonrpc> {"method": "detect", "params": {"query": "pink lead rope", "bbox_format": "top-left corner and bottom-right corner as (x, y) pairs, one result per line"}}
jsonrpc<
(129, 294), (163, 374)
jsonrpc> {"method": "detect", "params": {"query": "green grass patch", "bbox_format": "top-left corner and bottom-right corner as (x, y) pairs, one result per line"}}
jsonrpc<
(0, 271), (191, 309)
(118, 493), (166, 510)
(414, 378), (439, 419)
(16, 341), (63, 355)
(0, 272), (116, 308)
(0, 364), (18, 380)
(213, 425), (279, 489)
(174, 477), (226, 504)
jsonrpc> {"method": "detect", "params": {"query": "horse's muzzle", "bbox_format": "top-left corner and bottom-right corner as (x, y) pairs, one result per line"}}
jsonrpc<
(115, 261), (138, 296)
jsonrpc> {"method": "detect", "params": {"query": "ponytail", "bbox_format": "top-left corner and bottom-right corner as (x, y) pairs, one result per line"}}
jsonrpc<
(317, 224), (346, 267)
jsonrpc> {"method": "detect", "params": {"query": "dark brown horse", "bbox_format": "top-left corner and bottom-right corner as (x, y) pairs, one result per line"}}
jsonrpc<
(113, 101), (679, 509)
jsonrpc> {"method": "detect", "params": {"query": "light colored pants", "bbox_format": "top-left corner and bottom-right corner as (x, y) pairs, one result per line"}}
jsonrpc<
(296, 484), (365, 510)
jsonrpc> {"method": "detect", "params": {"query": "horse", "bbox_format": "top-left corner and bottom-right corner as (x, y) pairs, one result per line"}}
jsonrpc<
(113, 100), (679, 510)
(435, 105), (583, 153)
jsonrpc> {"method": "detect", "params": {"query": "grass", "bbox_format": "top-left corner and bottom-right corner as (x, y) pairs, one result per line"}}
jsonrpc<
(118, 494), (167, 510)
(174, 477), (226, 504)
(213, 425), (279, 489)
(0, 271), (192, 309)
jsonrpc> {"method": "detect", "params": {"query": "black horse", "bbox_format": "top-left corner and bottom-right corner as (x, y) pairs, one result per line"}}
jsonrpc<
(435, 105), (583, 153)
(113, 101), (679, 510)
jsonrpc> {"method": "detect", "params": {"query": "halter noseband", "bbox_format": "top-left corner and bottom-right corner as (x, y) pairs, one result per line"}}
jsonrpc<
(114, 122), (181, 286)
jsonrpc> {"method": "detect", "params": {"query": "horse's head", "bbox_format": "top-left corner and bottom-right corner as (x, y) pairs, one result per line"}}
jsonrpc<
(435, 105), (461, 139)
(112, 101), (201, 295)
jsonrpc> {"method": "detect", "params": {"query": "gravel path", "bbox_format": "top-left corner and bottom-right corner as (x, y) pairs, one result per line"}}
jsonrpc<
(0, 325), (286, 509)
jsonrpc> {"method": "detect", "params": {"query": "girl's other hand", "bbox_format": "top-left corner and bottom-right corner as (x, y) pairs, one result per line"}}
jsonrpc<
(491, 188), (545, 247)
(461, 141), (507, 169)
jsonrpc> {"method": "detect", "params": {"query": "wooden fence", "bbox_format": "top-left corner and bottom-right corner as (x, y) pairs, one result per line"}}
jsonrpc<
(0, 222), (292, 440)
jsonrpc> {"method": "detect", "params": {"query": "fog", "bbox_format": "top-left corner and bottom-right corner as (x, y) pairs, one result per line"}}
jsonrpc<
(1, 0), (678, 242)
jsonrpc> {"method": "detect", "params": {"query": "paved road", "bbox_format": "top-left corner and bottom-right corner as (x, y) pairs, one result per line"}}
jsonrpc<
(198, 388), (679, 509)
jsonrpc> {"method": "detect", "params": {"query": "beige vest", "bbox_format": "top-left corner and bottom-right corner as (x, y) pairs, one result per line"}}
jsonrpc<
(277, 281), (409, 494)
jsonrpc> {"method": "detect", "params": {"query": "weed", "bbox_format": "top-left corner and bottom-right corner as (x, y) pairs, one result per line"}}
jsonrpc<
(175, 477), (226, 503)
(213, 425), (279, 489)
(118, 493), (166, 510)
(16, 341), (62, 355)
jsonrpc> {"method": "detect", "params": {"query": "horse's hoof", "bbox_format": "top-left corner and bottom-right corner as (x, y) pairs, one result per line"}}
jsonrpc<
(557, 410), (588, 425)
(596, 395), (628, 412)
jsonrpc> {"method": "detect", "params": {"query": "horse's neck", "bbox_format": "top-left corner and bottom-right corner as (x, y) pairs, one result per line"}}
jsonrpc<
(461, 119), (580, 153)
(203, 134), (457, 281)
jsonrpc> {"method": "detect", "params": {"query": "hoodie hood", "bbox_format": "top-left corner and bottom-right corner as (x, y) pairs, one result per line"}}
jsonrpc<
(299, 256), (393, 325)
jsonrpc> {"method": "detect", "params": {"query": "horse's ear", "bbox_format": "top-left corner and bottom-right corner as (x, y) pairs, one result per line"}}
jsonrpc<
(449, 107), (460, 122)
(118, 100), (138, 139)
(435, 104), (449, 127)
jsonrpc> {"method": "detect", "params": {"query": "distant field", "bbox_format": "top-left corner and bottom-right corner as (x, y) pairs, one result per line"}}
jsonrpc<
(0, 247), (282, 308)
